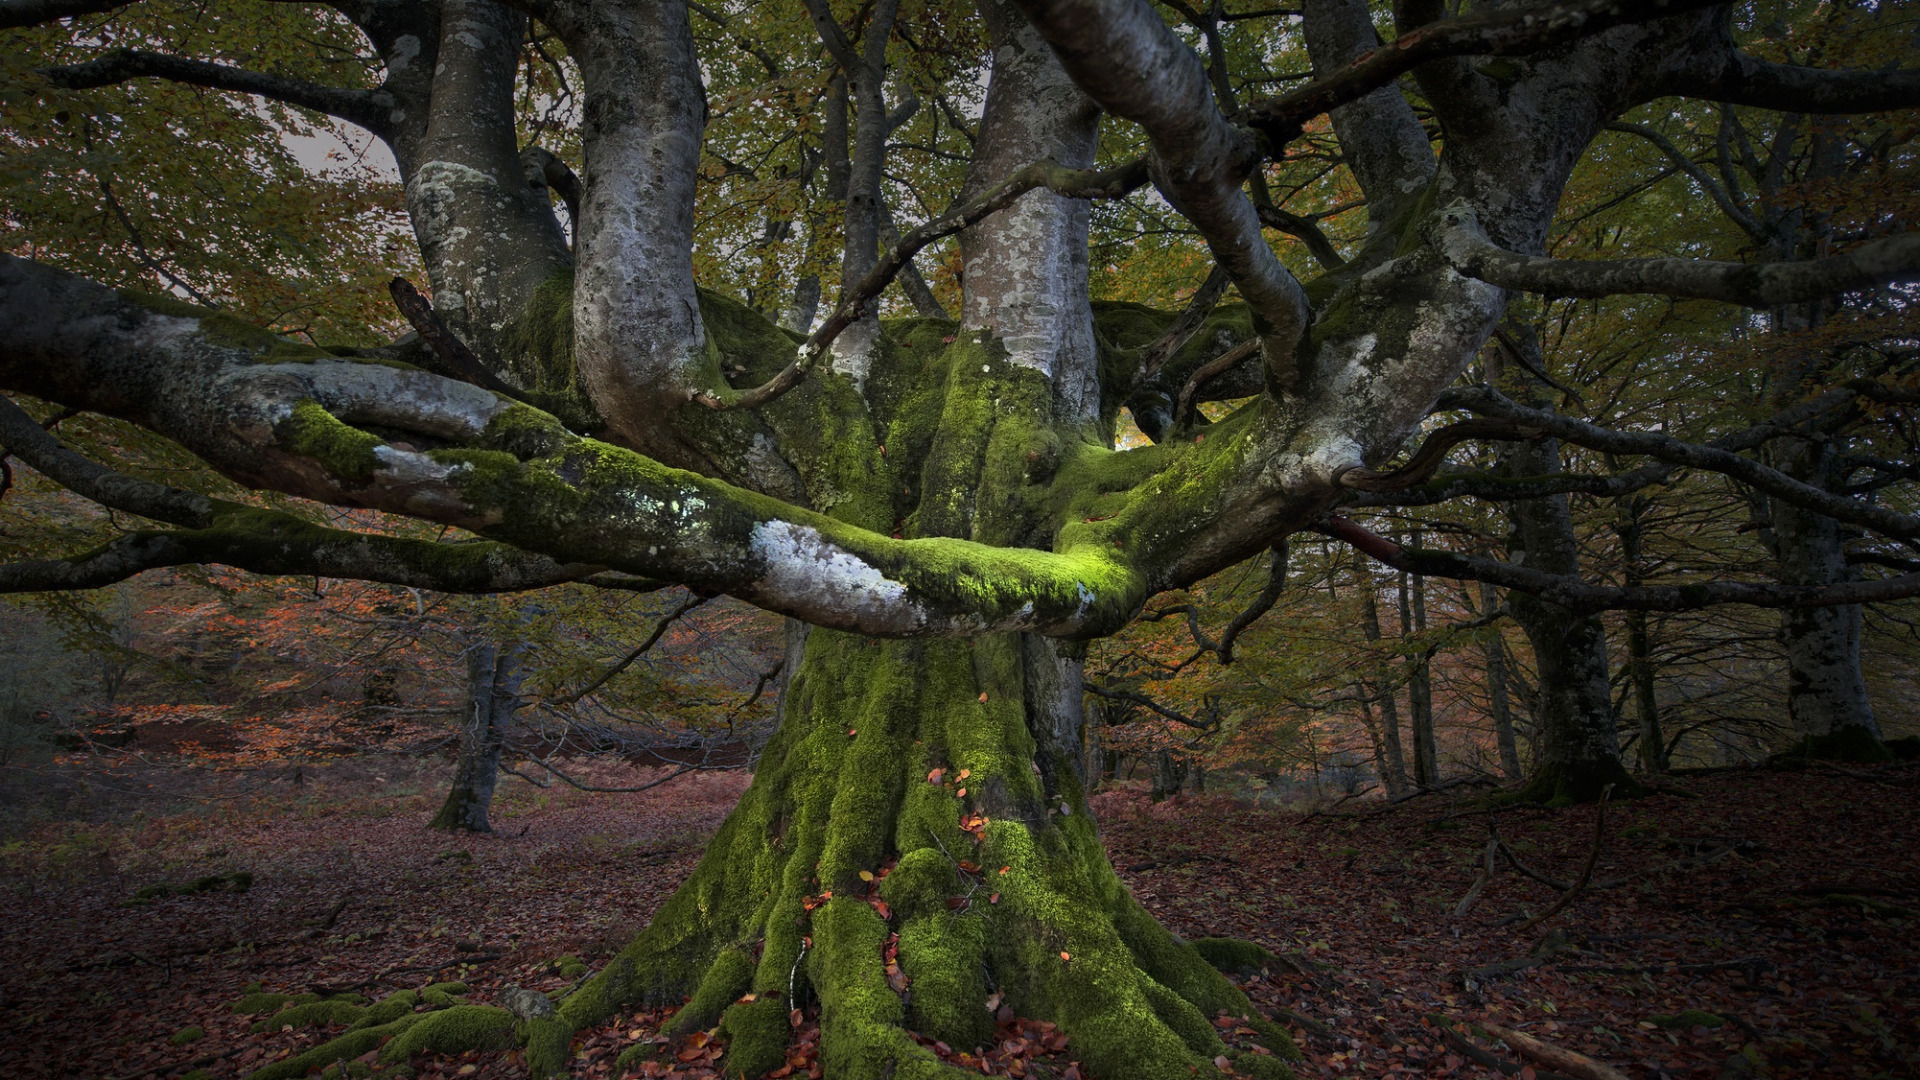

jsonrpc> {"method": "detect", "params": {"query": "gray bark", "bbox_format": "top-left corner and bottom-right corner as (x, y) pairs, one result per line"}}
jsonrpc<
(1480, 580), (1522, 779)
(1358, 576), (1408, 795)
(432, 636), (525, 832)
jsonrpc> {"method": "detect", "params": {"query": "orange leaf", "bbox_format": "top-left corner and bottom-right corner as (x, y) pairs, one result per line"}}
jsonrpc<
(1059, 951), (1071, 961)
(978, 692), (988, 703)
(927, 768), (946, 784)
(989, 893), (1000, 904)
(847, 728), (857, 737)
(956, 788), (967, 798)
(999, 866), (1010, 875)
(957, 768), (971, 780)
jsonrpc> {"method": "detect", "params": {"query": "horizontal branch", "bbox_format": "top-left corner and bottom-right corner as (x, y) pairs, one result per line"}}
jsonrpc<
(1316, 514), (1920, 614)
(0, 388), (635, 594)
(1336, 417), (1543, 491)
(698, 156), (1150, 412)
(0, 255), (1156, 638)
(1345, 460), (1674, 507)
(1084, 682), (1219, 729)
(1243, 0), (1726, 147)
(0, 0), (125, 29)
(1444, 385), (1920, 539)
(1436, 203), (1920, 306)
(1672, 47), (1920, 115)
(37, 48), (393, 137)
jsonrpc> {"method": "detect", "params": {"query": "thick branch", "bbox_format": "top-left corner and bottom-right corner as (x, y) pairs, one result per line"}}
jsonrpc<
(37, 48), (393, 137)
(0, 0), (125, 29)
(1337, 418), (1544, 491)
(1437, 203), (1920, 306)
(1671, 48), (1920, 115)
(1244, 0), (1726, 147)
(0, 256), (1152, 638)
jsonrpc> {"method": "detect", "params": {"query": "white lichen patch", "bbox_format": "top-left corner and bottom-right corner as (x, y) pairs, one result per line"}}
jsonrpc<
(749, 521), (917, 631)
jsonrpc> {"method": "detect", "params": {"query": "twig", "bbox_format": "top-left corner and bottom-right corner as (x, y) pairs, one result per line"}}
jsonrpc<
(1428, 1015), (1579, 1080)
(1453, 836), (1501, 917)
(1511, 784), (1612, 935)
(386, 277), (527, 401)
(1477, 1021), (1631, 1080)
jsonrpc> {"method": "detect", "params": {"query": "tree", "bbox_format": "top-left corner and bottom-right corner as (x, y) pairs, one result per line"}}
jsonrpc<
(4, 1), (1919, 1077)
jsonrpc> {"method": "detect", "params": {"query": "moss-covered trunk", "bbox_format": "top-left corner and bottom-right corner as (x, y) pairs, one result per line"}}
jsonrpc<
(531, 629), (1295, 1080)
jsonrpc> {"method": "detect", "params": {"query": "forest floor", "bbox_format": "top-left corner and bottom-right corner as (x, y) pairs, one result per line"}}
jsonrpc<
(1, 753), (1914, 1080)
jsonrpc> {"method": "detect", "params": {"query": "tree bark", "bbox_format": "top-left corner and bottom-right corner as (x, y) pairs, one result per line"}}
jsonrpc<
(1615, 496), (1667, 773)
(1401, 536), (1439, 787)
(1500, 432), (1638, 804)
(1359, 577), (1409, 795)
(1772, 437), (1888, 761)
(431, 635), (524, 833)
(1480, 580), (1523, 779)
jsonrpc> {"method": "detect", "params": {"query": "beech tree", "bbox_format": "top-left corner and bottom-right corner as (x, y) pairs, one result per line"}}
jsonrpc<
(4, 0), (1920, 1076)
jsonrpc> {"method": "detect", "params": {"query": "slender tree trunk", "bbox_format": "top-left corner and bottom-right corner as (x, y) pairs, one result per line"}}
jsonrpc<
(1358, 578), (1409, 795)
(1353, 688), (1396, 796)
(431, 636), (523, 833)
(1479, 580), (1523, 779)
(1615, 496), (1668, 773)
(1401, 535), (1438, 786)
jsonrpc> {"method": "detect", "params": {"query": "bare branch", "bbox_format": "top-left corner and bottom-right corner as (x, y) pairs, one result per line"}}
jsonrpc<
(1436, 203), (1920, 307)
(1445, 385), (1920, 540)
(1315, 515), (1920, 614)
(1672, 47), (1920, 115)
(387, 278), (532, 402)
(37, 48), (393, 137)
(547, 592), (709, 706)
(1337, 418), (1544, 492)
(0, 0), (125, 29)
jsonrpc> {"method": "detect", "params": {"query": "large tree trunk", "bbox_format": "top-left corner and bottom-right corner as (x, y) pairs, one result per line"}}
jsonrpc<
(1772, 437), (1889, 761)
(1500, 433), (1638, 804)
(430, 636), (523, 833)
(524, 631), (1292, 1079)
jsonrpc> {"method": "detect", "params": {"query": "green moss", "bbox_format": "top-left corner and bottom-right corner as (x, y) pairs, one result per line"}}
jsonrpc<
(377, 1005), (517, 1060)
(1190, 937), (1277, 977)
(247, 1023), (401, 1080)
(719, 995), (792, 1078)
(348, 990), (420, 1029)
(1650, 1010), (1726, 1029)
(667, 946), (755, 1037)
(232, 991), (320, 1016)
(168, 1026), (205, 1045)
(1231, 1049), (1297, 1079)
(251, 998), (363, 1033)
(899, 913), (991, 1049)
(614, 1042), (664, 1073)
(878, 848), (960, 916)
(278, 401), (382, 482)
(495, 271), (597, 431)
